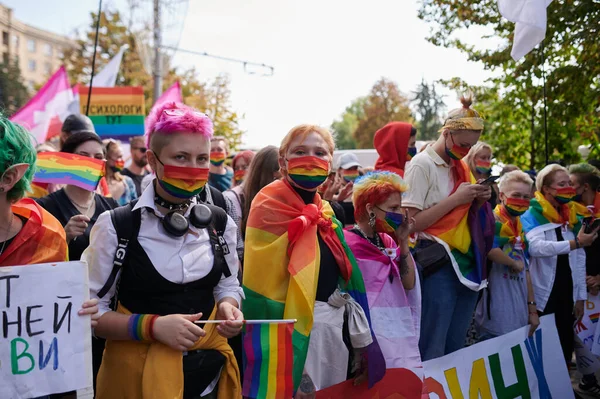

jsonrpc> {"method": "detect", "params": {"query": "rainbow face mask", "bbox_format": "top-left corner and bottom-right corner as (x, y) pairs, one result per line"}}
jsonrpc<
(286, 156), (329, 190)
(505, 198), (530, 217)
(234, 169), (246, 183)
(210, 152), (226, 167)
(375, 207), (404, 234)
(475, 160), (491, 175)
(158, 164), (209, 198)
(554, 186), (576, 204)
(342, 169), (360, 183)
(111, 159), (125, 173)
(445, 135), (470, 160)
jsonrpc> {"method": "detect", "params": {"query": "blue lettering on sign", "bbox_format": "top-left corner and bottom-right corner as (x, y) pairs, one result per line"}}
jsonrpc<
(525, 329), (552, 399)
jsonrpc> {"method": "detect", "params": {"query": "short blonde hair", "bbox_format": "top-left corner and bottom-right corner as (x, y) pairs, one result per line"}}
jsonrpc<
(279, 124), (335, 158)
(498, 170), (533, 193)
(211, 136), (230, 152)
(464, 141), (493, 172)
(536, 164), (568, 192)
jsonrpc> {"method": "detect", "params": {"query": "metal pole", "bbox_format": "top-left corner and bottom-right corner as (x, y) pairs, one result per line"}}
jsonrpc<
(153, 0), (162, 103)
(86, 0), (103, 116)
(541, 40), (549, 165)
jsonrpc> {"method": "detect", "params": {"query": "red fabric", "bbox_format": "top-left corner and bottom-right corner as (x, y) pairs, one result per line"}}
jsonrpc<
(99, 177), (111, 196)
(374, 122), (413, 177)
(285, 185), (352, 281)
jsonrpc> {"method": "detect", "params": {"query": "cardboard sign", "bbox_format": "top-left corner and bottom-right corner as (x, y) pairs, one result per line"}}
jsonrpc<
(0, 261), (92, 398)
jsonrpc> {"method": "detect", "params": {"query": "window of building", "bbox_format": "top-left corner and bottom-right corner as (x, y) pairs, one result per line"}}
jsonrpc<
(11, 35), (18, 49)
(27, 39), (36, 53)
(3, 52), (8, 65)
(44, 62), (52, 75)
(44, 43), (52, 56)
(2, 31), (8, 46)
(28, 59), (36, 72)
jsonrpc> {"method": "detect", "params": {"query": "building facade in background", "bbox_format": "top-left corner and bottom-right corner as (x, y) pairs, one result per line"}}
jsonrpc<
(0, 3), (74, 91)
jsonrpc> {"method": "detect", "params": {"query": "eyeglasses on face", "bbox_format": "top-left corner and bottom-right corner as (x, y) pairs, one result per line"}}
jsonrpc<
(132, 147), (147, 153)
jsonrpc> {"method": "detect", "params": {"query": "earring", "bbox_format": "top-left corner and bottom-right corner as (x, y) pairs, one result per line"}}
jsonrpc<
(0, 187), (4, 193)
(369, 212), (376, 229)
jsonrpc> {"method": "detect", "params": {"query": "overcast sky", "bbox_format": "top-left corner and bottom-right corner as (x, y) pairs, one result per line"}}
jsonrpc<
(4, 0), (497, 148)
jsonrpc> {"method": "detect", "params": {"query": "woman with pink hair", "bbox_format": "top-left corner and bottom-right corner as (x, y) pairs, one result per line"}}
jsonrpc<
(83, 102), (244, 398)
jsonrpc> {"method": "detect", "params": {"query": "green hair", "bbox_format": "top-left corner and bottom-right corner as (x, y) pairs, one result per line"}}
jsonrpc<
(0, 115), (36, 202)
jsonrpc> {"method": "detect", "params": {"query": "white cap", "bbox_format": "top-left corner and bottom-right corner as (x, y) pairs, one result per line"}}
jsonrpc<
(338, 152), (362, 169)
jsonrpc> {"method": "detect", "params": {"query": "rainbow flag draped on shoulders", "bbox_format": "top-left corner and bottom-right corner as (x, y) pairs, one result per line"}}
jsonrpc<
(494, 205), (528, 257)
(0, 199), (67, 266)
(521, 192), (582, 234)
(242, 179), (384, 397)
(571, 193), (600, 220)
(422, 160), (494, 291)
(34, 152), (105, 192)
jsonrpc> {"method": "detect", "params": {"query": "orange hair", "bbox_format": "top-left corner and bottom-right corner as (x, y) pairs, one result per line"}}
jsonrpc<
(279, 124), (335, 158)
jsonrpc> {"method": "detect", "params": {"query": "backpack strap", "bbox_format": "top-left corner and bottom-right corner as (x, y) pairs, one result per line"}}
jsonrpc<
(205, 204), (232, 278)
(97, 200), (141, 299)
(208, 186), (227, 211)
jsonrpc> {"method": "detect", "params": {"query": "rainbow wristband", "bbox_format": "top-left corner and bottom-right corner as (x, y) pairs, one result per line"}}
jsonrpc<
(128, 314), (159, 341)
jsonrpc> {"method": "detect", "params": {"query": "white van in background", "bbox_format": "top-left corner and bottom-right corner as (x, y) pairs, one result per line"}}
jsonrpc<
(333, 141), (427, 170)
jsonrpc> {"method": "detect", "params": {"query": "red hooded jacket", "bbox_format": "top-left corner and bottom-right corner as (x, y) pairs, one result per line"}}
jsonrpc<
(374, 122), (413, 177)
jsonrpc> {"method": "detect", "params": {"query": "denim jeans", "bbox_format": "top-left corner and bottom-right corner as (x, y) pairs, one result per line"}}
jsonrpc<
(419, 261), (479, 361)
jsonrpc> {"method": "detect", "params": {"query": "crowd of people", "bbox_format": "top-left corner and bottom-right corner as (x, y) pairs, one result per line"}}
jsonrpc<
(2, 96), (600, 398)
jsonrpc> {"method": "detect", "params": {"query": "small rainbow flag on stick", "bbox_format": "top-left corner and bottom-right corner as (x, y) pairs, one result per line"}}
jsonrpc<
(243, 322), (294, 399)
(34, 152), (105, 192)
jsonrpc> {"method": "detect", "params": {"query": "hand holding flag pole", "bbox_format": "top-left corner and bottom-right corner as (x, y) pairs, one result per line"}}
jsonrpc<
(195, 319), (297, 325)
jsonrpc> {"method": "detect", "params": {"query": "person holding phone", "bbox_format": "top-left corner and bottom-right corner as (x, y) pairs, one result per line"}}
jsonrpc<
(521, 164), (598, 368)
(403, 96), (495, 360)
(568, 163), (600, 399)
(465, 142), (499, 206)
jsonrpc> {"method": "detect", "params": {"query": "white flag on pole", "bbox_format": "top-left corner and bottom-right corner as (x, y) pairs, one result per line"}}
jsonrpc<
(498, 0), (552, 61)
(91, 45), (128, 87)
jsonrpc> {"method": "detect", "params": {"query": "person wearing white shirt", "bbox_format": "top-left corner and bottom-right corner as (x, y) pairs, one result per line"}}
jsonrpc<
(521, 164), (598, 366)
(83, 102), (244, 398)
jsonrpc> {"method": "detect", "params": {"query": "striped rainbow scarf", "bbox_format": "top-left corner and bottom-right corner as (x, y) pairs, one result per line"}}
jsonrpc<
(242, 179), (384, 397)
(494, 205), (527, 251)
(571, 193), (600, 220)
(0, 198), (68, 266)
(423, 159), (493, 290)
(521, 192), (581, 234)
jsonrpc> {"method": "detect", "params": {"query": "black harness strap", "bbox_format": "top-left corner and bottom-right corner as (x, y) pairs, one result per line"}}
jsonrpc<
(97, 200), (140, 299)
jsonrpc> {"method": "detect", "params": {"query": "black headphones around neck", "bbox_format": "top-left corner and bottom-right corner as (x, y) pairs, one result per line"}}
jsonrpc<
(150, 204), (213, 237)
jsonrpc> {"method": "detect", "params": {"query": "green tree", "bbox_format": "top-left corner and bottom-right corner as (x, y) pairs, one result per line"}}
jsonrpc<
(62, 9), (244, 149)
(418, 0), (599, 169)
(0, 59), (29, 116)
(411, 79), (445, 141)
(330, 97), (365, 149)
(353, 78), (414, 149)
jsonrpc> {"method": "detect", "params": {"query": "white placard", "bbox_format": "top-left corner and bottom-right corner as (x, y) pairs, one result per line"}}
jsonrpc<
(0, 261), (92, 399)
(423, 315), (574, 399)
